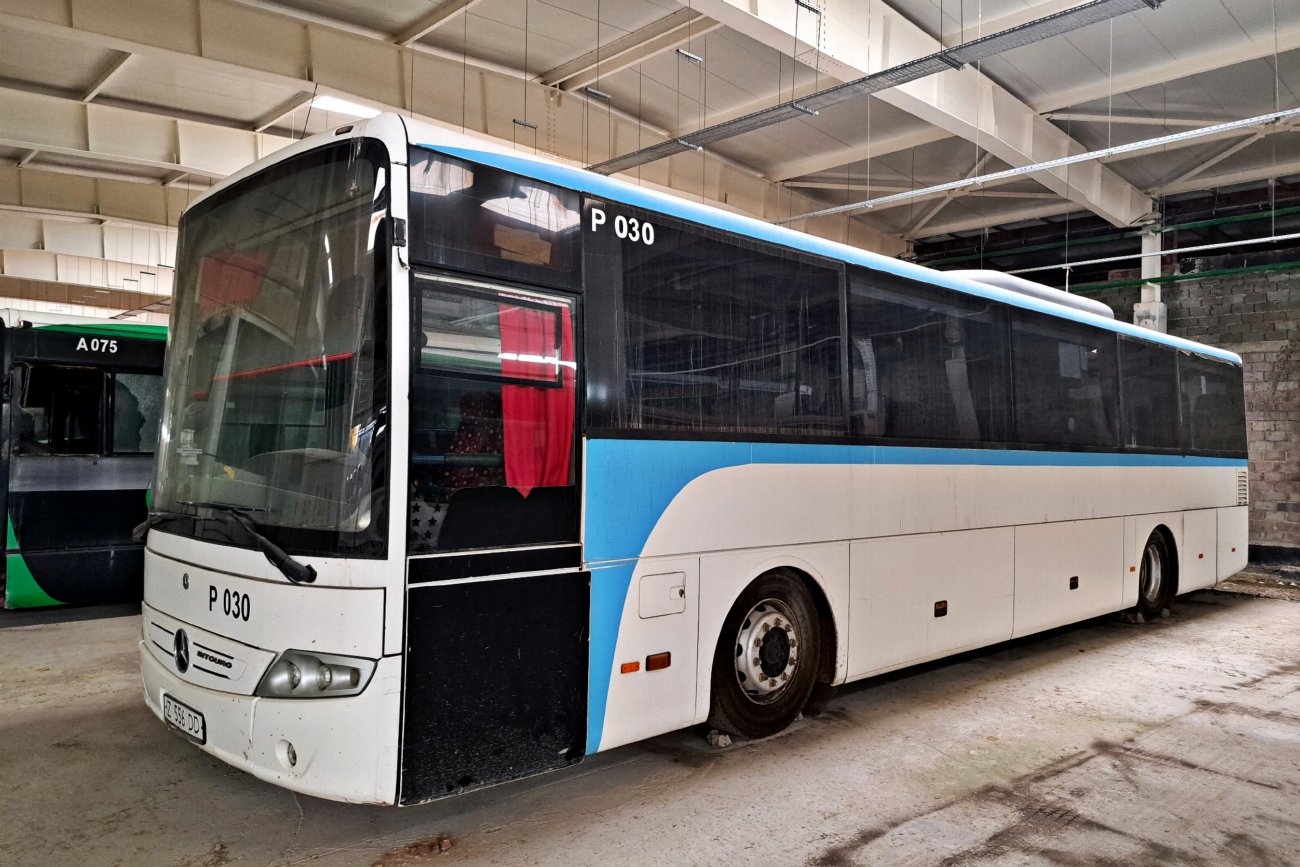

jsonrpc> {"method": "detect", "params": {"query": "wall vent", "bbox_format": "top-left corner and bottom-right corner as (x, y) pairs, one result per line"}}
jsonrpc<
(1237, 471), (1249, 506)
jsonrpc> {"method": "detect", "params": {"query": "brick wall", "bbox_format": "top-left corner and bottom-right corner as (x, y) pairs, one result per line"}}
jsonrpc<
(1086, 263), (1300, 557)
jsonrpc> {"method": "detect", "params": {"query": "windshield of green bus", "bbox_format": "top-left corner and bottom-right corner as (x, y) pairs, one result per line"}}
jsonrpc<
(153, 140), (390, 557)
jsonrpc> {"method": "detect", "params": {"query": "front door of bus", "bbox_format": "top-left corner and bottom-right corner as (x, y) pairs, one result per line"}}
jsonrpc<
(400, 273), (586, 805)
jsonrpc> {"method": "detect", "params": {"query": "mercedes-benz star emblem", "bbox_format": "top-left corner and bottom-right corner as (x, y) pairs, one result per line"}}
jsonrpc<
(174, 628), (190, 674)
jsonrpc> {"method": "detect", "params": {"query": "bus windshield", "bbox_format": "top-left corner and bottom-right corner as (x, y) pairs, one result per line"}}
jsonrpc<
(153, 140), (390, 556)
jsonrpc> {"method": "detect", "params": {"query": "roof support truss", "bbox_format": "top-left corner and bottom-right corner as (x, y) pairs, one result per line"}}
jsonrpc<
(539, 9), (722, 93)
(81, 50), (132, 102)
(391, 0), (483, 47)
(1, 87), (292, 178)
(686, 0), (1154, 227)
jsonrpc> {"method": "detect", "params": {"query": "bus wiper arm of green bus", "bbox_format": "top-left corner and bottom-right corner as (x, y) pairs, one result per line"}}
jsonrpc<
(174, 501), (318, 585)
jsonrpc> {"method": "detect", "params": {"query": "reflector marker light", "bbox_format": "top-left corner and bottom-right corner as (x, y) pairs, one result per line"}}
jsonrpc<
(646, 652), (671, 671)
(621, 661), (640, 674)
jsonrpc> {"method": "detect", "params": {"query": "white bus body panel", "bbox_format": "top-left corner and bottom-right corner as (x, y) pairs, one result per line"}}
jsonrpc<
(848, 528), (1013, 679)
(590, 456), (1245, 751)
(1181, 509), (1219, 591)
(1217, 506), (1249, 579)
(597, 557), (700, 751)
(145, 539), (386, 659)
(1012, 518), (1124, 637)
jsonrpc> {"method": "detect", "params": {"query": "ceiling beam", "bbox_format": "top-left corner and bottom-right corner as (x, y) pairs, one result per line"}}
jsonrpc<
(1043, 112), (1217, 128)
(81, 50), (133, 102)
(1154, 157), (1300, 197)
(1, 87), (292, 178)
(687, 0), (1153, 227)
(539, 9), (722, 93)
(904, 152), (994, 236)
(391, 0), (483, 47)
(768, 126), (953, 182)
(1033, 19), (1300, 112)
(1, 165), (195, 228)
(250, 91), (315, 133)
(908, 202), (1082, 240)
(1161, 134), (1265, 189)
(0, 0), (907, 254)
(940, 0), (1099, 47)
(781, 107), (1300, 225)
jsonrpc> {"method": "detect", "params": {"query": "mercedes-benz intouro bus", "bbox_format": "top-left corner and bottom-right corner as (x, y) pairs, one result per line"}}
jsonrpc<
(139, 113), (1248, 805)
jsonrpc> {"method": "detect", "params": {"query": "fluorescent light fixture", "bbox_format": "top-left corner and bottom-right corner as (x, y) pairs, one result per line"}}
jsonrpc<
(312, 95), (381, 119)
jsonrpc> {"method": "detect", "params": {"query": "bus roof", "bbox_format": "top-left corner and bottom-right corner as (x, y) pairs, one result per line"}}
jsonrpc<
(402, 117), (1237, 366)
(0, 308), (167, 341)
(181, 113), (1239, 366)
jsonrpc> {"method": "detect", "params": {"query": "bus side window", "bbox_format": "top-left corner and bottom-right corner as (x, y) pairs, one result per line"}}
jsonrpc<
(112, 373), (165, 454)
(17, 365), (106, 455)
(847, 269), (1010, 443)
(617, 215), (843, 435)
(1178, 353), (1247, 454)
(1119, 338), (1179, 450)
(1011, 311), (1120, 449)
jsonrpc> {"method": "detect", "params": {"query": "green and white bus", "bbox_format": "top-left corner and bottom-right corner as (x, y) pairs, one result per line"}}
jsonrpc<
(1, 310), (166, 608)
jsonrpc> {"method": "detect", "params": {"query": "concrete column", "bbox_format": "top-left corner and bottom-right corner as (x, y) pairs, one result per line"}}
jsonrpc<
(1134, 229), (1167, 332)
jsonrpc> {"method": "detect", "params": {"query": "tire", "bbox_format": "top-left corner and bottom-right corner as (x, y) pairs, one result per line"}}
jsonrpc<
(1136, 530), (1174, 619)
(707, 569), (821, 740)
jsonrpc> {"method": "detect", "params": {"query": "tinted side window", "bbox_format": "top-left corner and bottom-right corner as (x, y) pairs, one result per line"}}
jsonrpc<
(17, 365), (105, 455)
(408, 148), (581, 289)
(1180, 353), (1247, 454)
(848, 269), (1009, 442)
(615, 212), (843, 435)
(1119, 338), (1180, 450)
(1012, 312), (1119, 448)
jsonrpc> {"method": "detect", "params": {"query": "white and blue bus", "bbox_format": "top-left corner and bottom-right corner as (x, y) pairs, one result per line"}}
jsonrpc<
(139, 114), (1248, 805)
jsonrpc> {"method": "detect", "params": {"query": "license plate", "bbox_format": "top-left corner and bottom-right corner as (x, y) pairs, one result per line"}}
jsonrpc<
(162, 693), (206, 744)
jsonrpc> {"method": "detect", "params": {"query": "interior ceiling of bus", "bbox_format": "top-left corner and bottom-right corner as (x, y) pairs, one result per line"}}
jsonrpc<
(1, 0), (1298, 312)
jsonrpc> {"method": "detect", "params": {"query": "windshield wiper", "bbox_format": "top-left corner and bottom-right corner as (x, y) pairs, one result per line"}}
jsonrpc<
(175, 501), (318, 585)
(133, 509), (188, 541)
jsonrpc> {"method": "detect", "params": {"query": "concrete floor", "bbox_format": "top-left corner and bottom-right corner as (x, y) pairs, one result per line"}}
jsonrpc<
(3, 591), (1298, 867)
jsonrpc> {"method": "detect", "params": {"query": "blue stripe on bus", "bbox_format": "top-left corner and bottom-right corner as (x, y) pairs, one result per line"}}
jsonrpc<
(418, 142), (1241, 366)
(582, 438), (1245, 753)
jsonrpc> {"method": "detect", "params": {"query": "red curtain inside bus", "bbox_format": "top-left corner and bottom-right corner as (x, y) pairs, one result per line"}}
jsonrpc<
(499, 303), (574, 497)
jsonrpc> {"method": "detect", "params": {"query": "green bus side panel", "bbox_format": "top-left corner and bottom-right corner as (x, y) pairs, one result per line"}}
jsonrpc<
(5, 517), (66, 608)
(5, 553), (65, 608)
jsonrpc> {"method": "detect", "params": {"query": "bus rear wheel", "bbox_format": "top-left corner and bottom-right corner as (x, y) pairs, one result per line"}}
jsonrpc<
(1136, 530), (1174, 619)
(708, 569), (821, 740)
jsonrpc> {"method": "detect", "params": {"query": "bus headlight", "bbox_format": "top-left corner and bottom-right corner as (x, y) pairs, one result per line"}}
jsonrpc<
(255, 650), (376, 698)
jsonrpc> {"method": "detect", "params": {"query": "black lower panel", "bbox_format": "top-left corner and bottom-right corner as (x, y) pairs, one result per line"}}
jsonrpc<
(10, 489), (148, 549)
(400, 570), (589, 805)
(21, 546), (144, 606)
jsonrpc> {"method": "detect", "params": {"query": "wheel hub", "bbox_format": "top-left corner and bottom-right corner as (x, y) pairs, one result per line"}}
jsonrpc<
(734, 599), (799, 703)
(1140, 542), (1164, 605)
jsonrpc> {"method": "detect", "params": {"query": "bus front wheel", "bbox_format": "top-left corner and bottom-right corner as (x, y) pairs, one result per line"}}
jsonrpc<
(708, 569), (821, 740)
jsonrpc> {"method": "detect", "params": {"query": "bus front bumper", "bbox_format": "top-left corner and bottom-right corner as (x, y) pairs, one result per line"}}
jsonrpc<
(141, 639), (402, 805)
